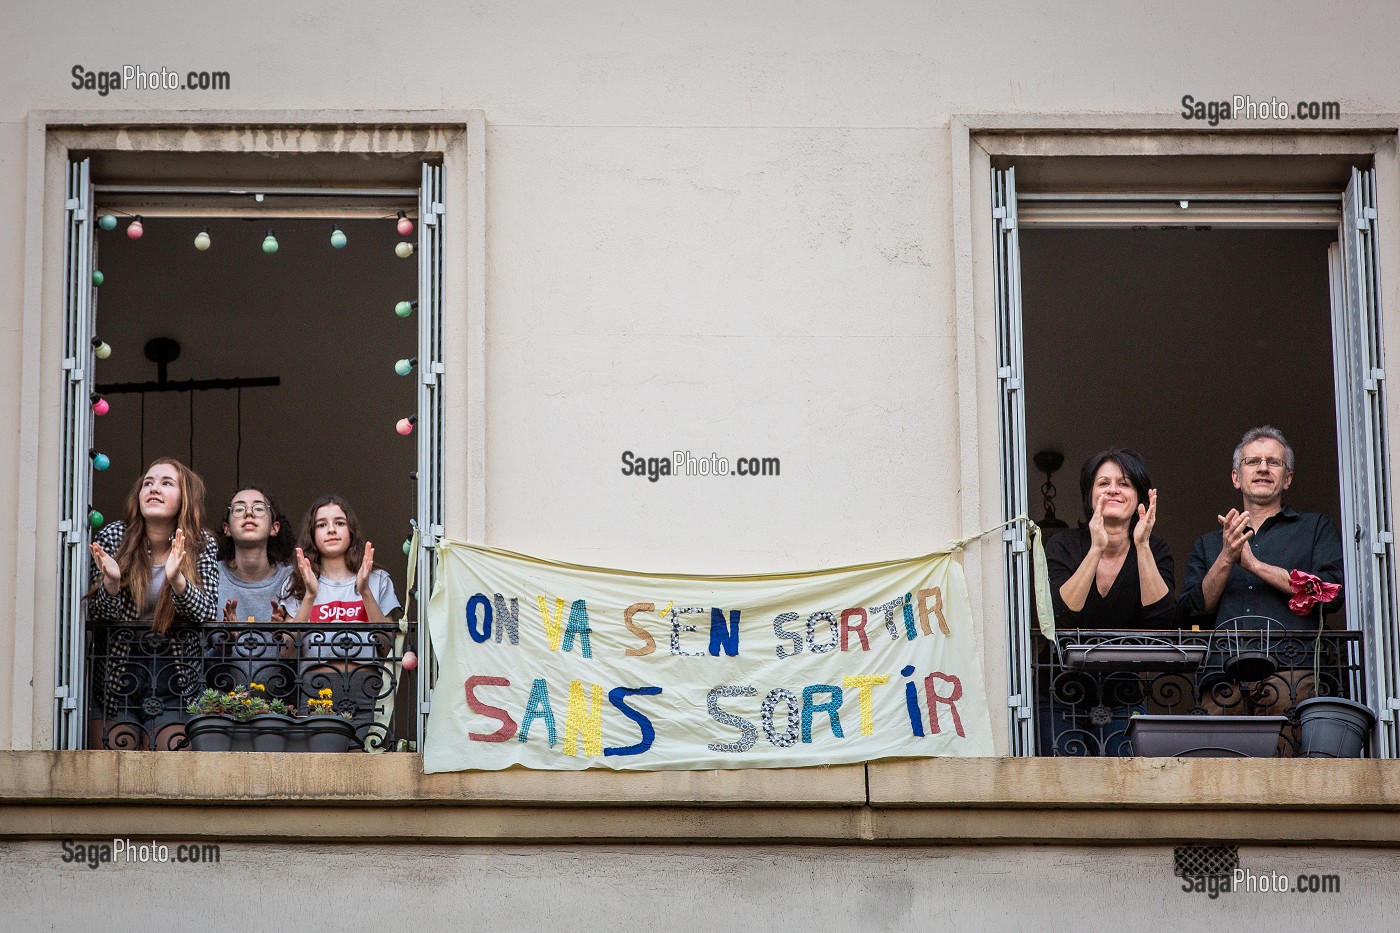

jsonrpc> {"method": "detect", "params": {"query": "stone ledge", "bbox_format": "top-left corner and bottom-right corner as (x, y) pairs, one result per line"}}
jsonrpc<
(5, 752), (1400, 846)
(7, 751), (1400, 808)
(0, 751), (865, 807)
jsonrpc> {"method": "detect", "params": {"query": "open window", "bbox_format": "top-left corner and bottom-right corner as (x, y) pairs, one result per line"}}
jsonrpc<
(53, 155), (446, 750)
(993, 164), (1399, 757)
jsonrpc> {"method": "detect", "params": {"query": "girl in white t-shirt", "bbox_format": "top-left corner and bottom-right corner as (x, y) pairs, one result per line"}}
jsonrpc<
(288, 494), (401, 624)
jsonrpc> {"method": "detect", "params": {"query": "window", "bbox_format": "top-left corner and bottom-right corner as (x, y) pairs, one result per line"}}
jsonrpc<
(992, 161), (1398, 757)
(53, 153), (446, 750)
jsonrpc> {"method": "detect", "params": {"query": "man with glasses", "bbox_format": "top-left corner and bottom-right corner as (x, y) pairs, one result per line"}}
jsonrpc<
(1180, 426), (1344, 714)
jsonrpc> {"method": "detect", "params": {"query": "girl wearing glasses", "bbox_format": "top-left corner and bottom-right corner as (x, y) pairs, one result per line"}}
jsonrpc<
(216, 485), (296, 622)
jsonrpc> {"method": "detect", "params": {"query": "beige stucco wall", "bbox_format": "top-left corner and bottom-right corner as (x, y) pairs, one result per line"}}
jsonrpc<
(3, 3), (1400, 763)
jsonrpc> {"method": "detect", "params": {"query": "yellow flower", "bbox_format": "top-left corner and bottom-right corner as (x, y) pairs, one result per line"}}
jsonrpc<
(250, 682), (265, 692)
(319, 688), (332, 698)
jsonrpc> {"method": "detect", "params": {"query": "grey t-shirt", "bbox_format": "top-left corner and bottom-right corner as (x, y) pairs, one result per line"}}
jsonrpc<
(216, 561), (295, 621)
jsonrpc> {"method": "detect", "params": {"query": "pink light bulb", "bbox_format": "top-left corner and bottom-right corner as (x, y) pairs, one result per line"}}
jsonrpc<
(396, 416), (415, 436)
(92, 398), (110, 416)
(127, 216), (144, 240)
(402, 650), (418, 671)
(396, 212), (414, 236)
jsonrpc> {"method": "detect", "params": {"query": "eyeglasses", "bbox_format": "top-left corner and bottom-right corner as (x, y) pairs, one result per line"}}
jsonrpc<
(1241, 457), (1287, 470)
(228, 503), (270, 517)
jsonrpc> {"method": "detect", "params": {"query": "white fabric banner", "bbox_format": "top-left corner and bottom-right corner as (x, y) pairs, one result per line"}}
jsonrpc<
(423, 541), (995, 772)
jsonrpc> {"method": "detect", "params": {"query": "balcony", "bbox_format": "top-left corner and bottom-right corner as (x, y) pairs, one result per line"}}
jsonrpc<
(83, 621), (419, 751)
(1036, 627), (1367, 757)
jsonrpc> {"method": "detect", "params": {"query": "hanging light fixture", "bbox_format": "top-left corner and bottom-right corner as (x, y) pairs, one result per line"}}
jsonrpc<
(194, 227), (211, 251)
(262, 229), (279, 254)
(126, 215), (144, 240)
(396, 211), (414, 236)
(330, 225), (347, 249)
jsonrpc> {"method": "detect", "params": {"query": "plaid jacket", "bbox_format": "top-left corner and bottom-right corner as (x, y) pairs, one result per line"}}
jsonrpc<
(88, 523), (218, 715)
(88, 522), (219, 623)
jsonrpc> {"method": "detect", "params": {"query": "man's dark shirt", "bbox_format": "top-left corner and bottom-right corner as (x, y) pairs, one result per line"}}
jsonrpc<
(1178, 506), (1345, 630)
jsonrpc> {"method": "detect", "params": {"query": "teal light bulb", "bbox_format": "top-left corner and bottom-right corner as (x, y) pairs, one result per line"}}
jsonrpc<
(262, 229), (279, 254)
(98, 214), (117, 231)
(92, 452), (111, 471)
(394, 358), (415, 377)
(330, 226), (347, 249)
(394, 300), (414, 318)
(402, 538), (412, 556)
(92, 270), (104, 287)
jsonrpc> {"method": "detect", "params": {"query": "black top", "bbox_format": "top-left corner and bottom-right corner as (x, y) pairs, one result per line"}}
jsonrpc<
(1045, 527), (1176, 629)
(1178, 506), (1344, 631)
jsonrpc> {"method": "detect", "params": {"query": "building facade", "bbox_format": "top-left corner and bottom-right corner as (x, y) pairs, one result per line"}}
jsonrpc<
(4, 2), (1400, 927)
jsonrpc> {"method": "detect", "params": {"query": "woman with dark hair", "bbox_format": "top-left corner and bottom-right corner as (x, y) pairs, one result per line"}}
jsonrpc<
(216, 484), (296, 622)
(1045, 448), (1175, 629)
(289, 494), (400, 624)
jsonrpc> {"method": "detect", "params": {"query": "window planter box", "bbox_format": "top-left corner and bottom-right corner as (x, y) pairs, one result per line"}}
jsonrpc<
(185, 713), (356, 753)
(1127, 714), (1288, 758)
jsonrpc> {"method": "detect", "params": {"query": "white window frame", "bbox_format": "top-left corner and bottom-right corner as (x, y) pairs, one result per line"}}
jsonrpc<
(989, 162), (1400, 757)
(35, 115), (483, 751)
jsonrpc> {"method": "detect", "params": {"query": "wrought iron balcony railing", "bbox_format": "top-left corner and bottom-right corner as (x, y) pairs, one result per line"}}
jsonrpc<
(84, 621), (419, 752)
(1036, 626), (1366, 757)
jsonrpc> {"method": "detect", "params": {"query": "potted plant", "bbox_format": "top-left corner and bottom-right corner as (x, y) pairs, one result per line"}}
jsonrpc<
(1289, 571), (1376, 758)
(185, 683), (296, 752)
(298, 687), (357, 753)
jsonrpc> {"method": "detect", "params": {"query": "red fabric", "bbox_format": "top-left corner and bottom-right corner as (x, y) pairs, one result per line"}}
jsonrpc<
(1288, 569), (1341, 616)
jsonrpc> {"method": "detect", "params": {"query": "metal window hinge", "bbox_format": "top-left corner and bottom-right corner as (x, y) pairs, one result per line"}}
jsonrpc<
(1374, 531), (1393, 554)
(420, 699), (431, 714)
(1366, 368), (1385, 391)
(1015, 705), (1032, 720)
(1008, 694), (1021, 707)
(997, 366), (1022, 390)
(421, 361), (445, 386)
